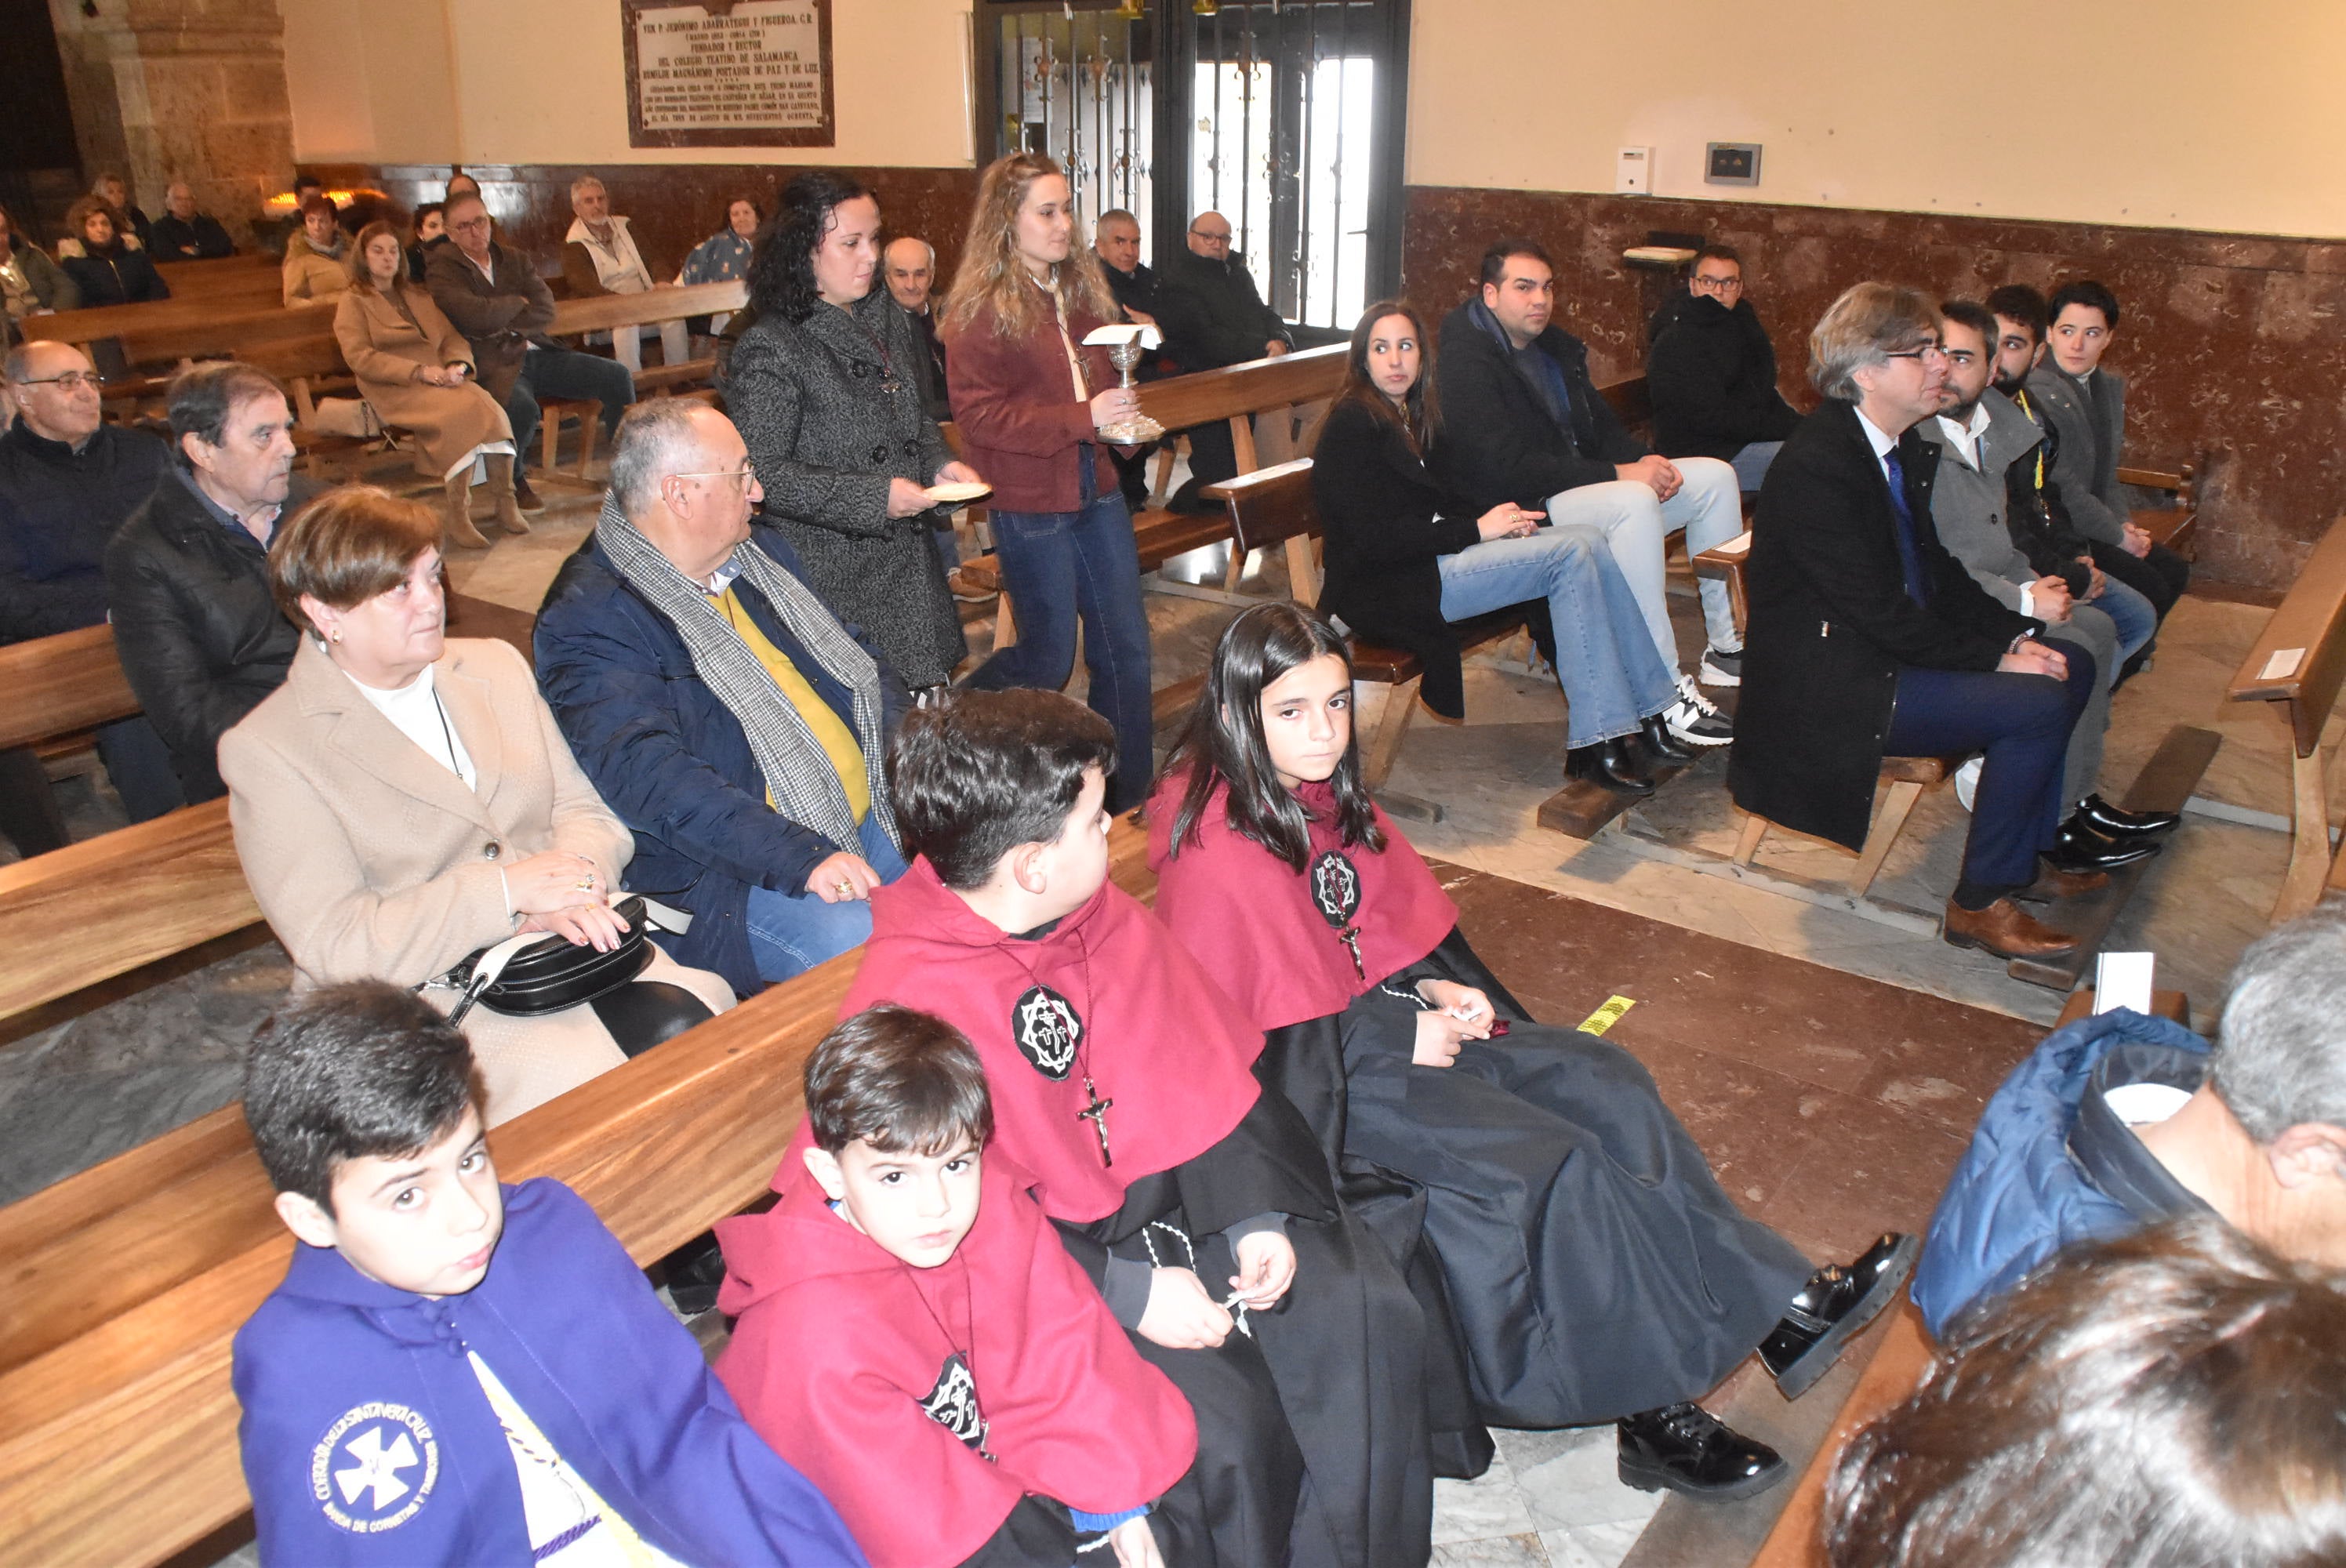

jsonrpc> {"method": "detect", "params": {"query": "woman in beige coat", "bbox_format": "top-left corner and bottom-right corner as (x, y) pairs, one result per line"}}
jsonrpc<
(281, 196), (353, 306)
(336, 220), (524, 550)
(220, 486), (735, 1125)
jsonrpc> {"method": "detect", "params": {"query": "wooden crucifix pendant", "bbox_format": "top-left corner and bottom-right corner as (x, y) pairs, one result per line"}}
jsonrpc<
(1078, 1075), (1114, 1167)
(1337, 925), (1365, 981)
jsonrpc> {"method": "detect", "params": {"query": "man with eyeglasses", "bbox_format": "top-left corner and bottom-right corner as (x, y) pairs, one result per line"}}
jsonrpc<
(1729, 284), (2101, 962)
(1155, 209), (1293, 512)
(536, 399), (910, 995)
(1647, 244), (1802, 502)
(1912, 300), (2172, 875)
(427, 192), (636, 514)
(0, 341), (182, 838)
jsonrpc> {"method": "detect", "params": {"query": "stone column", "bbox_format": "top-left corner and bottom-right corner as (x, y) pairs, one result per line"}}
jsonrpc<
(45, 0), (296, 249)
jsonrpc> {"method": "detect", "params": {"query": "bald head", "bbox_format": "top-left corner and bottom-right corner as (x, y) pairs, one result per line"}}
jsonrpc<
(165, 183), (197, 220)
(883, 236), (935, 313)
(5, 342), (104, 447)
(1187, 210), (1233, 259)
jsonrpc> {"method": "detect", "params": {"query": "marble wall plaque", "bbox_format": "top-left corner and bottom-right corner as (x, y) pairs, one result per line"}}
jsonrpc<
(624, 0), (836, 149)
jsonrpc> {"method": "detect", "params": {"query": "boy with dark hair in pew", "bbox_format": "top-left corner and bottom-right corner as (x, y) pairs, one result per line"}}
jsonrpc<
(231, 980), (864, 1566)
(842, 688), (1437, 1568)
(717, 1003), (1204, 1567)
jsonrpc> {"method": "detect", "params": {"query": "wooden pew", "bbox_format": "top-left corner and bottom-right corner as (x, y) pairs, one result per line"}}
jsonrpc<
(2120, 459), (2202, 560)
(2227, 514), (2346, 921)
(151, 255), (285, 305)
(0, 813), (1160, 1568)
(22, 297), (339, 365)
(0, 623), (145, 858)
(545, 278), (742, 397)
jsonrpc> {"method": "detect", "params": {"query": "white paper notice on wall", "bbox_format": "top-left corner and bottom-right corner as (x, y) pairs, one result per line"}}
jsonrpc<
(2260, 646), (2306, 681)
(2093, 951), (2155, 1016)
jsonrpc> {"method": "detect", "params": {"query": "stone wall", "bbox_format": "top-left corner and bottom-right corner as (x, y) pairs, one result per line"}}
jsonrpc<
(1402, 187), (2346, 592)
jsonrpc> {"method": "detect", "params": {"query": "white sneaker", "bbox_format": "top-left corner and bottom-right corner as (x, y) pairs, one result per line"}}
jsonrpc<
(1665, 671), (1734, 746)
(1954, 755), (1981, 812)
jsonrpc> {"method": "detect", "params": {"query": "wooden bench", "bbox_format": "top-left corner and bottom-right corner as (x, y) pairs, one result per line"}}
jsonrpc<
(2120, 460), (2202, 561)
(2227, 514), (2346, 922)
(0, 622), (146, 860)
(0, 813), (1161, 1568)
(23, 296), (340, 365)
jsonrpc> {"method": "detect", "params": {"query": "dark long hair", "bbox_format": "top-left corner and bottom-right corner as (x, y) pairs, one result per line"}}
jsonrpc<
(1321, 298), (1440, 459)
(750, 169), (871, 324)
(1160, 602), (1385, 872)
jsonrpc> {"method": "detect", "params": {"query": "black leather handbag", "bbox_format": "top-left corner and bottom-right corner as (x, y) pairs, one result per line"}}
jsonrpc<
(442, 895), (656, 1025)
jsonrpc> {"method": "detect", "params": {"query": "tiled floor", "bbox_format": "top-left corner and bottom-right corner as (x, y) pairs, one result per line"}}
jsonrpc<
(3, 443), (2301, 1565)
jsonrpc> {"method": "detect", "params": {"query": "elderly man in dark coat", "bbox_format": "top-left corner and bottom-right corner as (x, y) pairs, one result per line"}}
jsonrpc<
(1155, 210), (1293, 510)
(724, 171), (979, 692)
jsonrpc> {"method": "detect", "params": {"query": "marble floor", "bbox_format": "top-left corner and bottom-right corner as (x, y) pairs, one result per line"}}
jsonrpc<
(4, 442), (2304, 1566)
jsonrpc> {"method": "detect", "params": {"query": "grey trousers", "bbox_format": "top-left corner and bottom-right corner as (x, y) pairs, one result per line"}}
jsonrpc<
(2045, 602), (2120, 808)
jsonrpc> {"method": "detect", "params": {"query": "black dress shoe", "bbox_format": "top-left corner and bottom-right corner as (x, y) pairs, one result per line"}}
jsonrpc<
(1566, 737), (1654, 795)
(1616, 1403), (1786, 1501)
(1639, 713), (1698, 765)
(2047, 813), (2161, 873)
(2079, 793), (2180, 838)
(660, 1232), (728, 1317)
(1759, 1232), (1920, 1399)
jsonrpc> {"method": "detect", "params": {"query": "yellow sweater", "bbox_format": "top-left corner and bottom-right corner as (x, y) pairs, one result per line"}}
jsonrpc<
(709, 586), (870, 822)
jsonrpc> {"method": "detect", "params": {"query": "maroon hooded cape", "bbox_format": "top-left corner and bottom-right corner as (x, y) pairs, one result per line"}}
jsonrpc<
(715, 1152), (1197, 1568)
(1148, 775), (1460, 1031)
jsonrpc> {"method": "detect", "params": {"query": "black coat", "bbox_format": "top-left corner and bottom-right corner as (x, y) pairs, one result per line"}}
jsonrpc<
(1156, 249), (1291, 372)
(0, 416), (169, 643)
(59, 242), (169, 307)
(1644, 294), (1800, 461)
(149, 212), (236, 260)
(1431, 299), (1646, 514)
(102, 470), (316, 801)
(1312, 397), (1552, 720)
(1727, 399), (2036, 851)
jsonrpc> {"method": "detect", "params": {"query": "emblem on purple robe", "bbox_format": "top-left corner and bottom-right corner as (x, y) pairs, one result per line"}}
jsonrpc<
(310, 1401), (439, 1533)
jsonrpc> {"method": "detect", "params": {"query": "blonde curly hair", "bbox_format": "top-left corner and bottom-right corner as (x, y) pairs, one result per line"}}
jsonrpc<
(941, 152), (1118, 342)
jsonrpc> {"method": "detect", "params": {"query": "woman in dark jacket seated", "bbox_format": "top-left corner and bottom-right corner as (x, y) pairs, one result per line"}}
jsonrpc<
(1313, 299), (1679, 794)
(55, 198), (169, 307)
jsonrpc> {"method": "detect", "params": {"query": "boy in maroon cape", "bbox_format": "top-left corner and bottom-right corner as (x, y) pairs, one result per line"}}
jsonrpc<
(716, 1004), (1202, 1567)
(841, 688), (1437, 1568)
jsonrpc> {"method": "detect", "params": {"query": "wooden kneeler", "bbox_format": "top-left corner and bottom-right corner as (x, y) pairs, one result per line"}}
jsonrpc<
(1732, 755), (1959, 898)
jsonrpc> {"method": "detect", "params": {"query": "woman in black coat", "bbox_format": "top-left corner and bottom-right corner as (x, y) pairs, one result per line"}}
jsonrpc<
(55, 198), (169, 307)
(1727, 282), (2112, 960)
(724, 170), (979, 691)
(1313, 299), (1680, 793)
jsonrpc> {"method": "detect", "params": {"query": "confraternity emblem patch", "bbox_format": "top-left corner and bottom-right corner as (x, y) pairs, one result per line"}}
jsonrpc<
(310, 1402), (439, 1534)
(1309, 850), (1362, 928)
(917, 1352), (990, 1454)
(1011, 985), (1082, 1080)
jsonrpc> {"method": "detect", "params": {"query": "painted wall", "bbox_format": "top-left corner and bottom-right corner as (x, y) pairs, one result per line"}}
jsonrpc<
(1406, 0), (2346, 239)
(287, 0), (975, 169)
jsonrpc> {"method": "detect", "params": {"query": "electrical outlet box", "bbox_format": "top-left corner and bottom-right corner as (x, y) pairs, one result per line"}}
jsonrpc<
(1614, 147), (1651, 195)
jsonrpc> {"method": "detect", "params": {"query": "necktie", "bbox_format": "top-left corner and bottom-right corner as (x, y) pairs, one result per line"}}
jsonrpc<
(1882, 448), (1930, 605)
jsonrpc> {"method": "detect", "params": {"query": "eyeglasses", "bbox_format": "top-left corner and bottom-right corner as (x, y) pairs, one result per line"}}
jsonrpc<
(448, 216), (492, 231)
(1883, 344), (1948, 363)
(668, 463), (758, 487)
(1690, 274), (1743, 292)
(1189, 227), (1233, 242)
(17, 372), (103, 391)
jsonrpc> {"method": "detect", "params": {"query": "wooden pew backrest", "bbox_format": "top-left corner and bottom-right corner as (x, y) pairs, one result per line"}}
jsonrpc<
(1135, 341), (1346, 433)
(547, 278), (748, 338)
(2227, 516), (2346, 757)
(0, 623), (139, 752)
(26, 298), (339, 363)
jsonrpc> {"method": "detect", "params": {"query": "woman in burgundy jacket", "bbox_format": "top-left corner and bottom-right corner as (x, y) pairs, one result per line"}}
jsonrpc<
(940, 152), (1155, 808)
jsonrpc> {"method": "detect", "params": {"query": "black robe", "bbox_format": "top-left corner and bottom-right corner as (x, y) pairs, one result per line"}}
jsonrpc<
(1335, 929), (1810, 1425)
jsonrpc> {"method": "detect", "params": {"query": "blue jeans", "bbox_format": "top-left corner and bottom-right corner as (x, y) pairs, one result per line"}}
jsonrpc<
(961, 457), (1156, 811)
(2086, 575), (2157, 677)
(743, 814), (909, 982)
(1883, 650), (2097, 895)
(504, 347), (636, 477)
(1436, 526), (1677, 748)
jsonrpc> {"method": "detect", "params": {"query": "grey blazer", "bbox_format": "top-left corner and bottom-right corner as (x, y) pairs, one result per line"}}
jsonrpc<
(1913, 388), (2045, 613)
(2025, 361), (2128, 546)
(726, 289), (965, 688)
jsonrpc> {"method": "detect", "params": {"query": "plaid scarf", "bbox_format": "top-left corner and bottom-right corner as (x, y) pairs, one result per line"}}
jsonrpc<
(595, 494), (898, 858)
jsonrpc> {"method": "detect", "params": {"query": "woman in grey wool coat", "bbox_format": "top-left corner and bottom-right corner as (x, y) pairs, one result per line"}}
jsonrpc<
(724, 170), (984, 691)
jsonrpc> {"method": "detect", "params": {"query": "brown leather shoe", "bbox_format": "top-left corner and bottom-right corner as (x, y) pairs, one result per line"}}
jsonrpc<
(2019, 861), (2111, 901)
(1942, 896), (2079, 958)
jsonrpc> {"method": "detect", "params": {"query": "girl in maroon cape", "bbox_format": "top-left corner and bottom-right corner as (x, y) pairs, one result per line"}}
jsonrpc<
(1149, 603), (1919, 1502)
(841, 688), (1436, 1568)
(717, 1007), (1203, 1567)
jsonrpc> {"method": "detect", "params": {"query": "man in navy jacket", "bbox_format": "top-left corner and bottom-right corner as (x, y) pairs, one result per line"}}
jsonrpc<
(536, 401), (910, 996)
(1914, 907), (2346, 1336)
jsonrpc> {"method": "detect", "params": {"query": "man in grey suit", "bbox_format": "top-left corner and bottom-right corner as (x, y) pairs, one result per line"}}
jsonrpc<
(2025, 280), (2191, 655)
(1917, 302), (2174, 859)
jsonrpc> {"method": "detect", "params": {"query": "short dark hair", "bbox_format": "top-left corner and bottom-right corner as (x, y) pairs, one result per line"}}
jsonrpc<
(752, 169), (873, 324)
(1825, 1218), (2346, 1568)
(167, 361), (289, 456)
(2047, 278), (2121, 331)
(243, 981), (480, 1214)
(293, 173), (324, 194)
(804, 1005), (993, 1156)
(1478, 237), (1552, 289)
(299, 194), (336, 223)
(887, 689), (1116, 889)
(1985, 283), (2049, 343)
(1937, 299), (1999, 347)
(1694, 242), (1741, 268)
(268, 485), (441, 632)
(411, 201), (444, 238)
